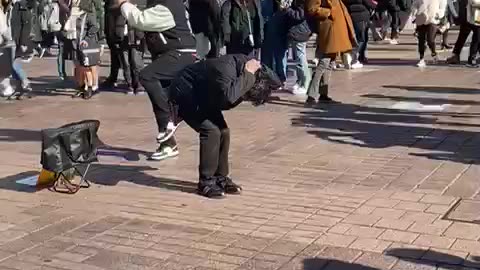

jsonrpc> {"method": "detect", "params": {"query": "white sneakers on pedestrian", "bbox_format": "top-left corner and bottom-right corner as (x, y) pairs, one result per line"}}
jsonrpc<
(156, 122), (179, 143)
(416, 59), (427, 68)
(292, 84), (307, 95)
(351, 61), (364, 69)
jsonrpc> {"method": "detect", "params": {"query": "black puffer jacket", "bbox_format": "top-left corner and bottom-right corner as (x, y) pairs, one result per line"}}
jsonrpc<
(343, 0), (376, 23)
(171, 54), (256, 111)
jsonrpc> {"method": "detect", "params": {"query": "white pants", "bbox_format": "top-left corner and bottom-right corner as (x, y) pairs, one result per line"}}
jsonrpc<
(195, 33), (211, 60)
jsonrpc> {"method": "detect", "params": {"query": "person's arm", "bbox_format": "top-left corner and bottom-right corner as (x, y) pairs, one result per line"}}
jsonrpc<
(207, 56), (257, 106)
(305, 0), (331, 20)
(220, 0), (231, 44)
(120, 2), (175, 32)
(286, 5), (305, 23)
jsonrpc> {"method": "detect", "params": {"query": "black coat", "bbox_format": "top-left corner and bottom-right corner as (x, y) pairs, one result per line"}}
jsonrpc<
(221, 0), (264, 48)
(343, 0), (375, 23)
(188, 0), (221, 37)
(172, 54), (256, 111)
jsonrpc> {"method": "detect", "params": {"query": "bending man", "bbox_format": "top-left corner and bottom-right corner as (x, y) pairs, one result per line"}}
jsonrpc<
(169, 54), (281, 198)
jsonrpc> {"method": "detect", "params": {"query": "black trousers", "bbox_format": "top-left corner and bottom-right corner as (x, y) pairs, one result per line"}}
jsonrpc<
(139, 50), (196, 132)
(453, 22), (480, 60)
(108, 39), (144, 89)
(417, 24), (437, 59)
(173, 88), (230, 180)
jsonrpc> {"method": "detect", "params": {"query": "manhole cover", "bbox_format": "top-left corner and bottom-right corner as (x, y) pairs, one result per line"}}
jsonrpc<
(442, 199), (480, 224)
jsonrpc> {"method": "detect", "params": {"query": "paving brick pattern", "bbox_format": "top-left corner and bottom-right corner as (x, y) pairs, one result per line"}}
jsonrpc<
(0, 32), (480, 269)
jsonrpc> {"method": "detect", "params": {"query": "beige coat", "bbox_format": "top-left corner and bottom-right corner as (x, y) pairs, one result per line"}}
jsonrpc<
(306, 0), (356, 55)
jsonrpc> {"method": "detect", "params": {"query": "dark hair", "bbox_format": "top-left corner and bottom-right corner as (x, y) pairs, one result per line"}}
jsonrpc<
(244, 65), (282, 106)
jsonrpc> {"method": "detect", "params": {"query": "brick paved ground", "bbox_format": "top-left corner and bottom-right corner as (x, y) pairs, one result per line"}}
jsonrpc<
(1, 32), (480, 269)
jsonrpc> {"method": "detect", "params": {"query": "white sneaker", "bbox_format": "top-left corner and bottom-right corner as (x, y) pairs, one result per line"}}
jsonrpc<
(150, 143), (179, 161)
(292, 84), (300, 93)
(293, 86), (307, 95)
(312, 58), (319, 66)
(156, 122), (180, 143)
(416, 59), (426, 68)
(390, 39), (399, 45)
(351, 62), (364, 69)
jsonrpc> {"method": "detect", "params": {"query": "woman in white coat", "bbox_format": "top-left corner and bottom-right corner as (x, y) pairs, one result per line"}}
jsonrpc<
(412, 0), (447, 67)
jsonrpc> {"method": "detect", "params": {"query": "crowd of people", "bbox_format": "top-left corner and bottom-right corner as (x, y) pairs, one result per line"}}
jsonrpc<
(1, 0), (480, 197)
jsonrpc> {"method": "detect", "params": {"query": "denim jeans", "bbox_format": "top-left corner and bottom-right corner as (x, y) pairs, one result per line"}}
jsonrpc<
(11, 47), (27, 84)
(291, 41), (311, 89)
(261, 17), (288, 82)
(57, 41), (67, 78)
(352, 21), (369, 62)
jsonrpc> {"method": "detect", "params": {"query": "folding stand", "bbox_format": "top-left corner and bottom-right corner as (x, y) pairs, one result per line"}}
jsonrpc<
(52, 164), (92, 194)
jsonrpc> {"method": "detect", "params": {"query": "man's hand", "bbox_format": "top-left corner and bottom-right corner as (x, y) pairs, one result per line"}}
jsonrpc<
(80, 40), (89, 48)
(244, 59), (261, 74)
(111, 0), (127, 9)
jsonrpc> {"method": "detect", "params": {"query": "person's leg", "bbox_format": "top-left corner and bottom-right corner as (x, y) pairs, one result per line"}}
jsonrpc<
(417, 25), (427, 60)
(294, 41), (311, 90)
(128, 45), (144, 92)
(57, 36), (67, 79)
(306, 55), (332, 103)
(359, 22), (370, 62)
(273, 41), (288, 83)
(318, 56), (334, 101)
(389, 8), (399, 41)
(453, 23), (472, 55)
(468, 25), (480, 64)
(207, 35), (221, 58)
(426, 24), (437, 58)
(90, 65), (98, 90)
(104, 41), (120, 86)
(140, 51), (195, 134)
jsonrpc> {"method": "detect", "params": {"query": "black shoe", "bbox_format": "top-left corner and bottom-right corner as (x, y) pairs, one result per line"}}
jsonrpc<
(100, 80), (117, 90)
(198, 179), (225, 199)
(447, 55), (460, 65)
(467, 59), (479, 68)
(83, 87), (93, 100)
(216, 176), (242, 194)
(441, 43), (453, 50)
(318, 95), (336, 103)
(305, 97), (317, 107)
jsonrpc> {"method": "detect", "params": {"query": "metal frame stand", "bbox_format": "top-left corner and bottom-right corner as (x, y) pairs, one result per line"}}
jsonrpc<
(53, 164), (92, 194)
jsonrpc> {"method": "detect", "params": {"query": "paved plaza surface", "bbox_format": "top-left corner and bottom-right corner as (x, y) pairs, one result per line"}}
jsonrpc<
(1, 32), (480, 269)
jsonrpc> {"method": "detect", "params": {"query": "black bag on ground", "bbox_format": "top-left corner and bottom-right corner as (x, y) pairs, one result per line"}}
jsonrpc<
(41, 120), (100, 173)
(289, 20), (312, 42)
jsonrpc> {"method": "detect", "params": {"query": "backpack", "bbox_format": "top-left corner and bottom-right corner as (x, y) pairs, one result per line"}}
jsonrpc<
(287, 20), (311, 42)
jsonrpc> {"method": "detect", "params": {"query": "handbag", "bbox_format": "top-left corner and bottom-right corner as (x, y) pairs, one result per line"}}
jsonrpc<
(77, 14), (100, 67)
(288, 20), (312, 42)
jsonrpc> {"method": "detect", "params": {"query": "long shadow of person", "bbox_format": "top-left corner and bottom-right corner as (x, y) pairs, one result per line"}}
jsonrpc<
(386, 248), (480, 269)
(303, 258), (381, 270)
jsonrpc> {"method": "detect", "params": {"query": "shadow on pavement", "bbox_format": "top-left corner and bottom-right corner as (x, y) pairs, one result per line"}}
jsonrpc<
(384, 85), (480, 95)
(301, 248), (480, 270)
(362, 93), (480, 106)
(303, 258), (378, 270)
(0, 164), (198, 195)
(285, 99), (480, 164)
(386, 248), (480, 269)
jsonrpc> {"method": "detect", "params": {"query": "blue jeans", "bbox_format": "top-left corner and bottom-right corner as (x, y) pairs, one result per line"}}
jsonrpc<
(57, 40), (67, 77)
(261, 18), (288, 82)
(353, 21), (369, 62)
(11, 47), (27, 84)
(291, 41), (311, 89)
